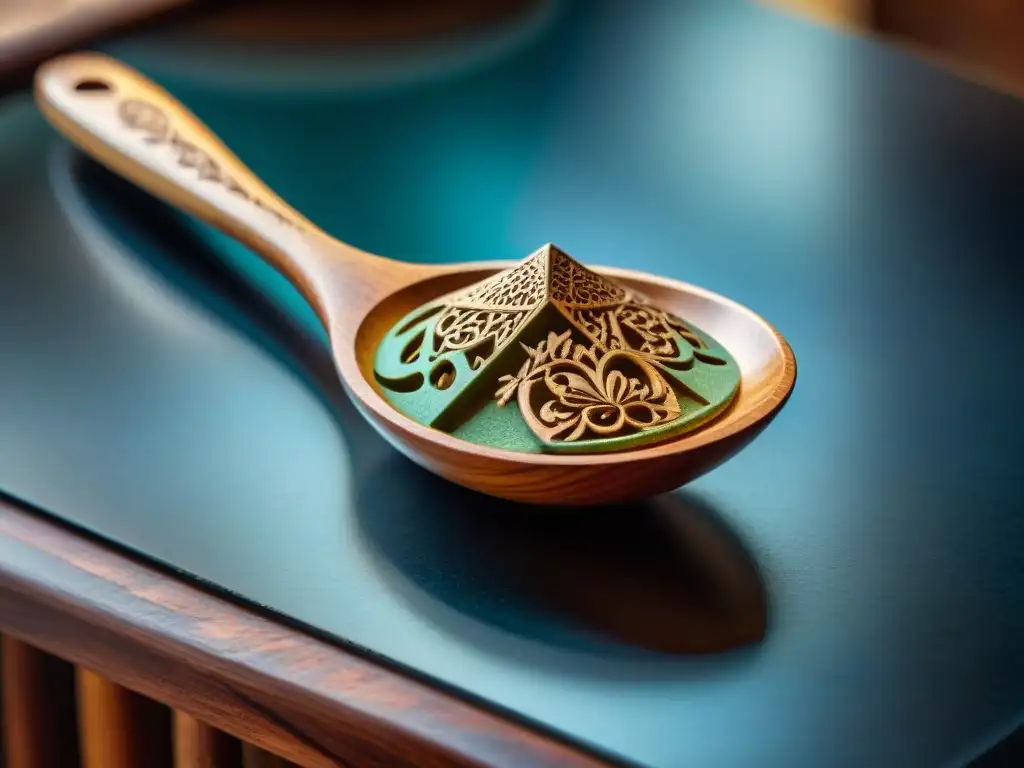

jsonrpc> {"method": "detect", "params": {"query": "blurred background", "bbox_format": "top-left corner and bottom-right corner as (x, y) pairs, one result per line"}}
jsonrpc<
(768, 0), (1024, 96)
(5, 0), (1024, 97)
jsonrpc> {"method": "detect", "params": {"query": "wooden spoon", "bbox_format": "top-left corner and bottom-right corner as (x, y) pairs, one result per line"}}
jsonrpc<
(34, 52), (796, 506)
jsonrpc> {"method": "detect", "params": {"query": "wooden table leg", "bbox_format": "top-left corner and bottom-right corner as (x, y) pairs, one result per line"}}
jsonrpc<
(173, 711), (240, 768)
(2, 637), (78, 768)
(76, 667), (171, 768)
(242, 742), (294, 768)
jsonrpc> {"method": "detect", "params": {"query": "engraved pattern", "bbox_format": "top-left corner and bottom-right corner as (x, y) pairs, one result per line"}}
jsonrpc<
(572, 301), (726, 363)
(432, 307), (524, 366)
(118, 98), (301, 230)
(664, 309), (725, 358)
(548, 247), (626, 307)
(451, 249), (546, 309)
(629, 293), (719, 352)
(375, 244), (735, 451)
(421, 247), (547, 371)
(496, 331), (680, 444)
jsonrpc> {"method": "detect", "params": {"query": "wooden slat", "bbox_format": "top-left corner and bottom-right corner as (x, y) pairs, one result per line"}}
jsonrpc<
(2, 637), (46, 768)
(76, 668), (171, 768)
(241, 744), (294, 768)
(0, 499), (608, 767)
(174, 712), (240, 768)
(1, 637), (79, 768)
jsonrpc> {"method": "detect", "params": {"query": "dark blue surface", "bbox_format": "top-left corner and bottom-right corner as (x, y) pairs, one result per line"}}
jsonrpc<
(1, 2), (1023, 765)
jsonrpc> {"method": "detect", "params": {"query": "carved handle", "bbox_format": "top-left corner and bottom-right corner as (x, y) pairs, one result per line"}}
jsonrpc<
(34, 52), (337, 296)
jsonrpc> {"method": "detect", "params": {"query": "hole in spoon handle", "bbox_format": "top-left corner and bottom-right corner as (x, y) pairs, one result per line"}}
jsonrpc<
(33, 52), (331, 294)
(74, 78), (112, 93)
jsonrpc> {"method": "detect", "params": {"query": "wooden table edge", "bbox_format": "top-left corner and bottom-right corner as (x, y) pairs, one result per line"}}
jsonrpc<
(0, 494), (614, 768)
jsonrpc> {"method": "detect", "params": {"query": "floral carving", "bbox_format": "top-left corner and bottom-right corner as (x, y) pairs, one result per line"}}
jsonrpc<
(496, 331), (680, 444)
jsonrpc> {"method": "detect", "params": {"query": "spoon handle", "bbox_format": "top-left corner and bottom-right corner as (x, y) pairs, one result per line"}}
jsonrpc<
(34, 52), (341, 302)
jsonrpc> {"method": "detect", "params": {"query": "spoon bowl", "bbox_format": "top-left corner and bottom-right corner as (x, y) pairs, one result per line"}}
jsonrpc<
(344, 263), (793, 504)
(35, 52), (795, 505)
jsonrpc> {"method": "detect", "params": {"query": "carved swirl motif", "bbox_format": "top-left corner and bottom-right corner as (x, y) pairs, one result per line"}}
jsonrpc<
(548, 248), (626, 307)
(453, 249), (546, 309)
(496, 331), (680, 444)
(432, 307), (525, 366)
(118, 98), (301, 230)
(572, 301), (726, 364)
(423, 247), (546, 370)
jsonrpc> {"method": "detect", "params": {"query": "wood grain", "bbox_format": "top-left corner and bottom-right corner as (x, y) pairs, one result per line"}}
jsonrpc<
(76, 669), (171, 768)
(1, 637), (79, 768)
(174, 713), (241, 768)
(33, 52), (796, 506)
(0, 496), (610, 768)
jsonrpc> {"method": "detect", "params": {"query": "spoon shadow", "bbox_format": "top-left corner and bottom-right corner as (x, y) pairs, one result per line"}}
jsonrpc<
(68, 150), (770, 665)
(64, 148), (362, 424)
(353, 452), (768, 661)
